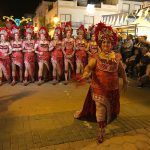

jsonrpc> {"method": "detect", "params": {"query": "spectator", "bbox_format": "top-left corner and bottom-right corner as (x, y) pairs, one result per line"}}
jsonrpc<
(138, 64), (150, 87)
(136, 46), (150, 79)
(121, 34), (133, 62)
(125, 48), (141, 78)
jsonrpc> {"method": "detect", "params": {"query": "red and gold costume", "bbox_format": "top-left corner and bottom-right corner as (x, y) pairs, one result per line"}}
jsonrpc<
(11, 25), (23, 68)
(74, 22), (127, 143)
(51, 26), (63, 75)
(35, 27), (50, 70)
(75, 25), (87, 67)
(0, 27), (11, 81)
(75, 40), (87, 66)
(23, 25), (35, 78)
(63, 22), (75, 71)
(63, 39), (75, 66)
(51, 40), (63, 71)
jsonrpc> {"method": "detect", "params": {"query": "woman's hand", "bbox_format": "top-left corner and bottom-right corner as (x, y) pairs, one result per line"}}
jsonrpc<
(3, 53), (8, 57)
(76, 76), (86, 87)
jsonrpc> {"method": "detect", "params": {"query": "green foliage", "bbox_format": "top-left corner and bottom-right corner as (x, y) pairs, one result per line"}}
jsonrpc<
(0, 20), (6, 27)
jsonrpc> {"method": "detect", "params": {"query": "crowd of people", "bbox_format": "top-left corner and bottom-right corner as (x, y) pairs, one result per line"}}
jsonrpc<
(0, 21), (149, 88)
(1, 19), (149, 143)
(0, 22), (89, 86)
(117, 34), (150, 87)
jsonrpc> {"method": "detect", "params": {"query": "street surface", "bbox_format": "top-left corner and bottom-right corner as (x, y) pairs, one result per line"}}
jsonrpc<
(0, 79), (150, 150)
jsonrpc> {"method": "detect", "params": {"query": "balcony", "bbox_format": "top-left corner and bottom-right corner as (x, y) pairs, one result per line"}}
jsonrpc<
(103, 0), (118, 5)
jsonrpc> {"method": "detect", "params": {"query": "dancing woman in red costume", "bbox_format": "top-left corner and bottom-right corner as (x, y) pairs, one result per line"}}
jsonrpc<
(10, 25), (23, 86)
(75, 25), (88, 79)
(74, 22), (127, 143)
(22, 25), (35, 86)
(62, 22), (75, 85)
(50, 27), (63, 85)
(87, 34), (99, 58)
(0, 27), (11, 85)
(35, 27), (50, 86)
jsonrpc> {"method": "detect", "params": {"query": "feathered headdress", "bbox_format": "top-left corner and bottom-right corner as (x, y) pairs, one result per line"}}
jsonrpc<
(0, 27), (9, 37)
(65, 21), (72, 33)
(10, 25), (20, 36)
(54, 26), (62, 40)
(24, 25), (34, 36)
(77, 24), (86, 36)
(5, 20), (13, 29)
(95, 22), (118, 46)
(38, 26), (48, 37)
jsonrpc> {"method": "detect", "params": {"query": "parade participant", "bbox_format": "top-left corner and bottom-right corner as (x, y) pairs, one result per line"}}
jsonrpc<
(50, 26), (63, 85)
(10, 25), (23, 86)
(5, 20), (13, 32)
(61, 22), (66, 38)
(62, 22), (75, 85)
(87, 32), (99, 58)
(0, 27), (11, 85)
(35, 27), (50, 86)
(22, 25), (35, 86)
(75, 24), (88, 79)
(74, 22), (127, 143)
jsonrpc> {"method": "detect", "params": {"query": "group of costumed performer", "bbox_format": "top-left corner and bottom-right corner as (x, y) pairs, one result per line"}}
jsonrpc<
(23, 25), (35, 85)
(0, 27), (11, 85)
(62, 22), (75, 84)
(34, 27), (50, 86)
(74, 22), (127, 143)
(50, 26), (63, 85)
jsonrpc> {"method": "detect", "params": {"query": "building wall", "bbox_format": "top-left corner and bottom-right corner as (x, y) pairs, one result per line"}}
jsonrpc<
(34, 0), (150, 35)
(118, 0), (150, 13)
(57, 0), (119, 26)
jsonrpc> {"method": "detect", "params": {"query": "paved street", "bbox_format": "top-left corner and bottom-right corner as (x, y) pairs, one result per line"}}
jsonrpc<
(0, 79), (150, 150)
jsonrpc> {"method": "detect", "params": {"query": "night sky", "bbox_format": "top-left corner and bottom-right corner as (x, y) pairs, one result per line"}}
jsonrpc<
(0, 0), (41, 18)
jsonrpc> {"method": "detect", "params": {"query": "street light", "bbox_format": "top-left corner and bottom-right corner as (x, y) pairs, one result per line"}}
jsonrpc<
(86, 3), (95, 27)
(53, 15), (59, 25)
(86, 4), (95, 15)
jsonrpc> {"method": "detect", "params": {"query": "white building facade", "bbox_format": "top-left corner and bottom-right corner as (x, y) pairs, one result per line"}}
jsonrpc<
(33, 0), (150, 35)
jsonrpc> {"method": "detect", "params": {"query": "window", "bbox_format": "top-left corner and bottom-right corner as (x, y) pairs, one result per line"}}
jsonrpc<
(60, 14), (71, 22)
(84, 15), (94, 25)
(84, 15), (94, 28)
(134, 4), (141, 10)
(122, 3), (130, 13)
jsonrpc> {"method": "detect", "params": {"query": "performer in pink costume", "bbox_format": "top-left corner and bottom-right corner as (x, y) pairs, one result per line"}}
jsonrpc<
(50, 26), (63, 85)
(75, 25), (88, 79)
(0, 27), (12, 85)
(35, 27), (50, 86)
(74, 22), (127, 143)
(10, 25), (23, 86)
(62, 22), (75, 85)
(22, 25), (35, 86)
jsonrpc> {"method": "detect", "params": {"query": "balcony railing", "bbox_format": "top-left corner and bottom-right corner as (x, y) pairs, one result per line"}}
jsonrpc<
(72, 22), (83, 28)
